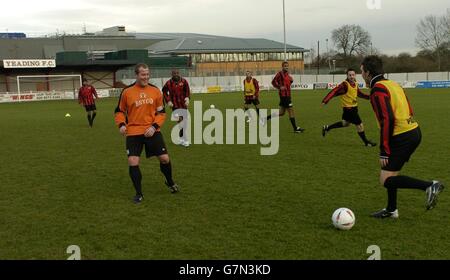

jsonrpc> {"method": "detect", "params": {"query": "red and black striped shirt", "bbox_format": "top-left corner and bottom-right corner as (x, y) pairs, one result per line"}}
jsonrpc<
(272, 71), (293, 97)
(162, 78), (191, 109)
(370, 84), (394, 157)
(369, 76), (417, 157)
(78, 85), (98, 106)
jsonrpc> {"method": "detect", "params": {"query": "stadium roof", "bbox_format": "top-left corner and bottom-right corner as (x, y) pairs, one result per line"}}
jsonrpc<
(134, 33), (225, 40)
(146, 36), (308, 54)
(0, 30), (308, 62)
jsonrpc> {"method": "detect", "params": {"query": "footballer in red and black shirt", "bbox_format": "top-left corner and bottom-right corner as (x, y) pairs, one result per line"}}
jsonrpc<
(263, 61), (305, 133)
(162, 69), (191, 147)
(78, 78), (99, 127)
(360, 56), (444, 219)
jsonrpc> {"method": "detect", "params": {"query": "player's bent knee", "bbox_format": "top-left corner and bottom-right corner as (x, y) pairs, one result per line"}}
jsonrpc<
(380, 171), (399, 186)
(356, 124), (364, 132)
(128, 156), (140, 166)
(159, 154), (170, 164)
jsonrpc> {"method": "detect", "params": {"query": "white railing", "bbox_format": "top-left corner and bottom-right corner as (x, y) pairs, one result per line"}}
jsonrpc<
(2, 72), (449, 103)
(122, 71), (450, 93)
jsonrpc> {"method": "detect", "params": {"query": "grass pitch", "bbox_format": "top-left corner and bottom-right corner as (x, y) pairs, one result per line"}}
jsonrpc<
(0, 88), (449, 260)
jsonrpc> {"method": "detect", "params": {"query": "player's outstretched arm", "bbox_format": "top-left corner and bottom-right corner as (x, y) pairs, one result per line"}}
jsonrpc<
(357, 88), (370, 100)
(322, 82), (346, 104)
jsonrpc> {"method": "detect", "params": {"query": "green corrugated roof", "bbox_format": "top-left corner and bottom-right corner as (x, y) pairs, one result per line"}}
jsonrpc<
(147, 37), (307, 54)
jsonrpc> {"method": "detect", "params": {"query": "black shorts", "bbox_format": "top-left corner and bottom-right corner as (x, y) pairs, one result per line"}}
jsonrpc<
(84, 104), (97, 112)
(244, 98), (260, 105)
(279, 96), (293, 108)
(126, 132), (168, 158)
(342, 107), (362, 125)
(382, 127), (422, 171)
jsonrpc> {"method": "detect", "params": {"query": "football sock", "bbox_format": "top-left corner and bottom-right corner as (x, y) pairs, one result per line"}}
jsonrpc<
(384, 176), (432, 212)
(358, 131), (370, 144)
(385, 176), (432, 191)
(129, 166), (143, 196)
(256, 108), (260, 116)
(386, 188), (398, 212)
(290, 117), (298, 130)
(328, 121), (344, 130)
(87, 114), (92, 126)
(160, 162), (175, 186)
(92, 112), (97, 124)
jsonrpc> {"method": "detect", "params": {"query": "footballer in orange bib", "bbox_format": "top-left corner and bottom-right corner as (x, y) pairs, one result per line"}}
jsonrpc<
(115, 63), (180, 203)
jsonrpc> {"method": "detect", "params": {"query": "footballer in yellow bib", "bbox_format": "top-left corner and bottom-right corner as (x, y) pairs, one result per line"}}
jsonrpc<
(243, 71), (260, 122)
(360, 56), (444, 219)
(321, 68), (376, 147)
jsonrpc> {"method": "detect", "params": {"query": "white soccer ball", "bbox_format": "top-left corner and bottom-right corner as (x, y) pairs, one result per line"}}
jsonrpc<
(210, 104), (215, 109)
(332, 208), (355, 230)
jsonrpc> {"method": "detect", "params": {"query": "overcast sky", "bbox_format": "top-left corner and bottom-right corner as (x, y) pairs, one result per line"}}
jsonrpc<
(1, 0), (448, 55)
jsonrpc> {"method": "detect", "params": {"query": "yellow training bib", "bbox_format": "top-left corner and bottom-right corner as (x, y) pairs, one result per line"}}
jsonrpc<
(340, 81), (358, 108)
(244, 79), (256, 96)
(375, 80), (419, 136)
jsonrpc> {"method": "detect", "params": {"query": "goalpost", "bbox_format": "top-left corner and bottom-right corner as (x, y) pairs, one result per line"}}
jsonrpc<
(16, 74), (82, 102)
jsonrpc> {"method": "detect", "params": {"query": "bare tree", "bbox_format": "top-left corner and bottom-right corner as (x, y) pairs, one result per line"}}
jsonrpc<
(444, 9), (450, 38)
(415, 14), (448, 71)
(331, 25), (372, 59)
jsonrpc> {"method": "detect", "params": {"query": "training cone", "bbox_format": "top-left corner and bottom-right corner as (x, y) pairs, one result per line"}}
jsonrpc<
(65, 113), (71, 117)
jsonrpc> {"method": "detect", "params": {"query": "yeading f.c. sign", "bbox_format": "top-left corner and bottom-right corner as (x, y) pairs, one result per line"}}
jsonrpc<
(3, 59), (56, 68)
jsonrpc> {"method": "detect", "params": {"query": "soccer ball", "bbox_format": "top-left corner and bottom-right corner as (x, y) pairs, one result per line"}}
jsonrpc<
(210, 104), (215, 109)
(332, 208), (355, 230)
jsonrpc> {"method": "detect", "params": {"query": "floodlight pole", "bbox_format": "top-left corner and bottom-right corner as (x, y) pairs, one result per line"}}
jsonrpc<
(317, 40), (320, 75)
(16, 76), (21, 103)
(283, 0), (287, 61)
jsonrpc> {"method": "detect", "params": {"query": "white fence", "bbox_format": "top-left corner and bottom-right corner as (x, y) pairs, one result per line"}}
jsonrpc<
(2, 72), (450, 103)
(123, 72), (450, 93)
(0, 89), (113, 103)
